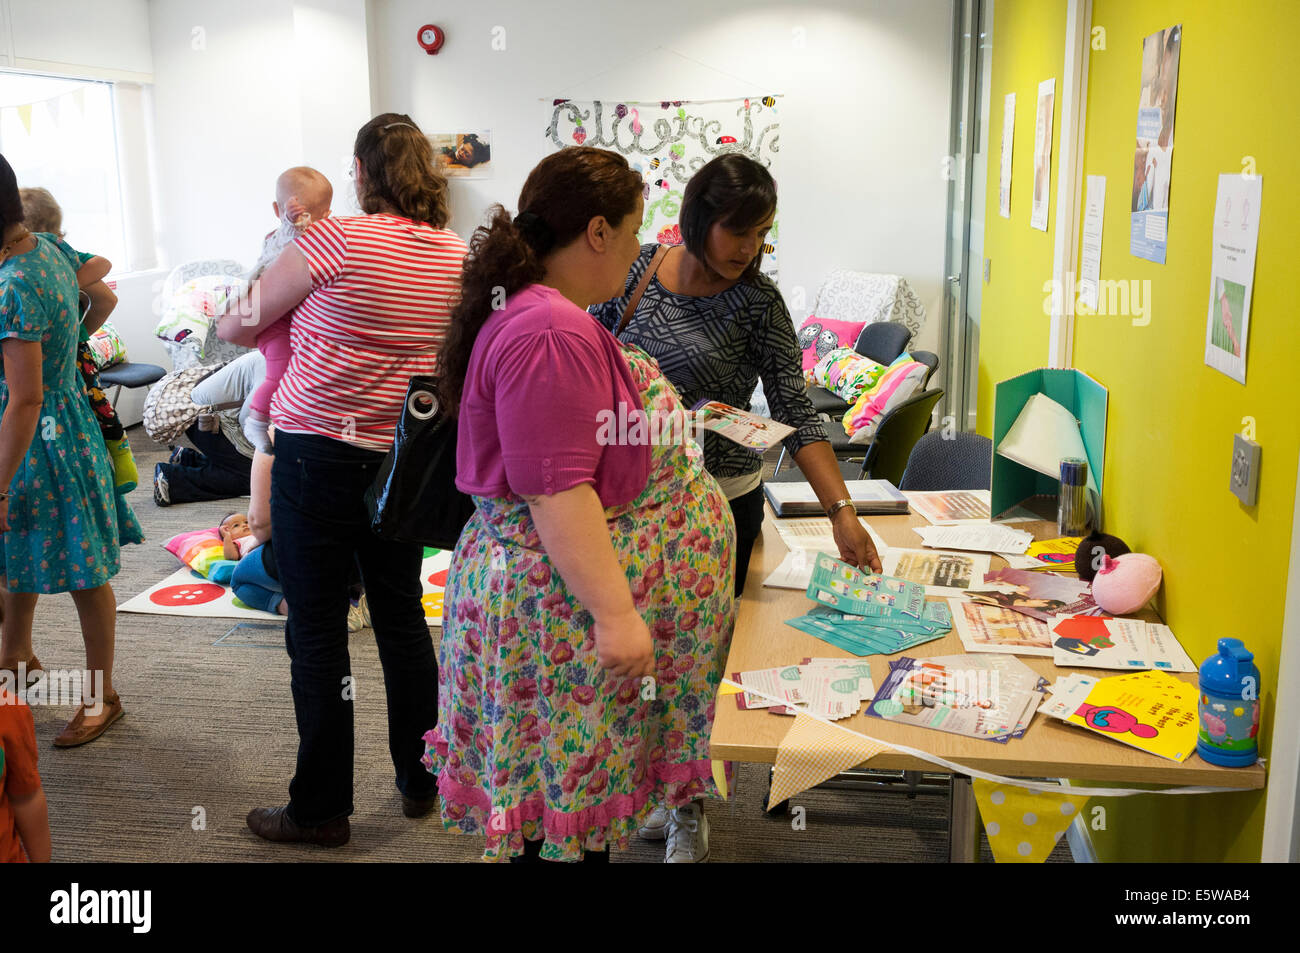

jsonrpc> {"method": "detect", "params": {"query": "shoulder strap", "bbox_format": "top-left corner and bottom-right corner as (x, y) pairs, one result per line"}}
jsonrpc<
(616, 244), (672, 339)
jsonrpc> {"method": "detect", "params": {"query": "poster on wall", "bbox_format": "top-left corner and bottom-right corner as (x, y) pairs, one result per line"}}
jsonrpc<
(1130, 24), (1182, 264)
(998, 92), (1015, 219)
(1079, 175), (1106, 310)
(1030, 78), (1054, 232)
(1204, 173), (1261, 384)
(429, 130), (492, 178)
(544, 97), (780, 279)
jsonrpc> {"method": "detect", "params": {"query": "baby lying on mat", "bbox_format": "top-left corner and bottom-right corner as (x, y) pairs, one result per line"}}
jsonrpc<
(219, 512), (287, 616)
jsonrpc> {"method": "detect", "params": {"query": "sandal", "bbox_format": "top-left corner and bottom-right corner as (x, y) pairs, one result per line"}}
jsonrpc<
(0, 655), (43, 689)
(53, 691), (124, 748)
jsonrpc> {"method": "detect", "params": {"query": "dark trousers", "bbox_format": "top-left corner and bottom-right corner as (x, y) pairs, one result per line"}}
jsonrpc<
(159, 423), (253, 502)
(729, 485), (766, 598)
(271, 431), (438, 826)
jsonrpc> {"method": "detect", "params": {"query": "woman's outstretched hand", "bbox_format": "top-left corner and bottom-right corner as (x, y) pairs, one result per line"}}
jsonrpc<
(832, 508), (883, 573)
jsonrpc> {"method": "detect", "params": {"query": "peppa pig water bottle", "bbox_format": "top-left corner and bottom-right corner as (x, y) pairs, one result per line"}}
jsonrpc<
(1196, 638), (1260, 767)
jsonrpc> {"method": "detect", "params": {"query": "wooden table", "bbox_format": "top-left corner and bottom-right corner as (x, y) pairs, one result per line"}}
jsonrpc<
(709, 505), (1266, 860)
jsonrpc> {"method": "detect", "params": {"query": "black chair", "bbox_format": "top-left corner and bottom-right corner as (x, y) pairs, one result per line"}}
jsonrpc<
(99, 362), (167, 407)
(898, 431), (993, 491)
(909, 350), (940, 388)
(853, 321), (911, 364)
(818, 387), (944, 485)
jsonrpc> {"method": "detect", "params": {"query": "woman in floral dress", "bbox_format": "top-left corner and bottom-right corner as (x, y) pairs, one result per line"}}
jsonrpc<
(424, 146), (736, 862)
(0, 154), (123, 747)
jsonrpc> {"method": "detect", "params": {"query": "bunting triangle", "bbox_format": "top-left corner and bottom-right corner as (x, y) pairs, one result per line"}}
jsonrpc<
(973, 779), (1090, 863)
(17, 104), (32, 135)
(769, 714), (890, 807)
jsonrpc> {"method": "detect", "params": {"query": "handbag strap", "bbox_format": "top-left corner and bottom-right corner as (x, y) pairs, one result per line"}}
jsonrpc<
(616, 244), (672, 338)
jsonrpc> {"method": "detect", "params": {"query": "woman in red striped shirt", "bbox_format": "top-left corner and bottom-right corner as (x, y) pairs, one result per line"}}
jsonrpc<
(217, 114), (468, 848)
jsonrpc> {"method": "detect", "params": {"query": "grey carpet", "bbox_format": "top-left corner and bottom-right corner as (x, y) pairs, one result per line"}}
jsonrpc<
(25, 430), (1069, 862)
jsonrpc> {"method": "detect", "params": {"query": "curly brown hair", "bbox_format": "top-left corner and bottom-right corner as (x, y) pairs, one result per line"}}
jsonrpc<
(438, 147), (642, 414)
(353, 113), (450, 228)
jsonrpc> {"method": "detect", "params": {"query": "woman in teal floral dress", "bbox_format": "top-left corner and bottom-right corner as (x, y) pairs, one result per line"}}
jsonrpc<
(0, 155), (124, 747)
(424, 147), (736, 862)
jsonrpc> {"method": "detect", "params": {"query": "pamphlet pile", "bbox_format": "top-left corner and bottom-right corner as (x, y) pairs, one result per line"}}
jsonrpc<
(784, 554), (952, 656)
(733, 658), (875, 721)
(1043, 669), (1200, 762)
(866, 653), (1048, 743)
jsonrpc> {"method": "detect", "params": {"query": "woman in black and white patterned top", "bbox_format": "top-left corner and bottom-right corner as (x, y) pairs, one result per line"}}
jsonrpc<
(593, 154), (880, 596)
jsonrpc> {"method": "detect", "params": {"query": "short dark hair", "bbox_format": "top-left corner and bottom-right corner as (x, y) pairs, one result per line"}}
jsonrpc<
(0, 154), (25, 238)
(680, 153), (777, 281)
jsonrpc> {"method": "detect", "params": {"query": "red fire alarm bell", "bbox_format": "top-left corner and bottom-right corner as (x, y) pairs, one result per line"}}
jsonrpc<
(417, 24), (445, 55)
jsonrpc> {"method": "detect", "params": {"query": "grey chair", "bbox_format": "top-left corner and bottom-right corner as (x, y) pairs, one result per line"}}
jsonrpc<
(898, 431), (993, 491)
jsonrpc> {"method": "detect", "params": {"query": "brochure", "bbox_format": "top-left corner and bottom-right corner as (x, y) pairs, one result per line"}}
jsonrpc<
(691, 400), (795, 452)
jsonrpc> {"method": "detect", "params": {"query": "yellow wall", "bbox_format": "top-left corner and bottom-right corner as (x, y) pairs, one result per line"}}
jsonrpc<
(983, 0), (1300, 860)
(976, 0), (1066, 437)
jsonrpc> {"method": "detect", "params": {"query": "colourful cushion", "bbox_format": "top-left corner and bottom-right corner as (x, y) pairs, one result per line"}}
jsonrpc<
(797, 315), (868, 379)
(87, 322), (128, 368)
(843, 355), (928, 444)
(809, 347), (887, 402)
(163, 527), (226, 578)
(154, 275), (247, 350)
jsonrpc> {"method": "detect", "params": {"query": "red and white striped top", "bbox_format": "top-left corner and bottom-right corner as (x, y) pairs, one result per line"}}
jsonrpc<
(270, 214), (468, 451)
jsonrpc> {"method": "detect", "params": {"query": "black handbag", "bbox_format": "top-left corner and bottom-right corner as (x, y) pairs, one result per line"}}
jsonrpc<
(365, 375), (475, 549)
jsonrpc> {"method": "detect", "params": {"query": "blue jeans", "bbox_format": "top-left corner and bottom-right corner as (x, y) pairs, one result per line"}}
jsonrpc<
(230, 541), (283, 613)
(270, 430), (438, 826)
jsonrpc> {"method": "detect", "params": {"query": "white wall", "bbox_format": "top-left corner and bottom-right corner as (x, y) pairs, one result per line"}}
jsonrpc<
(366, 0), (954, 350)
(145, 0), (951, 347)
(3, 0), (153, 79)
(146, 0), (371, 269)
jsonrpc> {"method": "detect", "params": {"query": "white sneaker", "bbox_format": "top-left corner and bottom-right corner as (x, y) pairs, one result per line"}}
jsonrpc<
(664, 803), (709, 863)
(359, 594), (371, 629)
(347, 599), (367, 632)
(638, 805), (670, 841)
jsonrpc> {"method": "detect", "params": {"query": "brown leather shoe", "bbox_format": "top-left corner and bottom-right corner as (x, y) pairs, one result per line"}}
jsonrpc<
(0, 655), (43, 689)
(246, 806), (350, 847)
(52, 691), (123, 747)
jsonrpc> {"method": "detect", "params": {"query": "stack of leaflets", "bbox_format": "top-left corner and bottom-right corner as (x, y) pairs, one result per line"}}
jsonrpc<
(1003, 536), (1086, 571)
(732, 658), (875, 721)
(1048, 616), (1196, 672)
(866, 653), (1048, 743)
(783, 554), (952, 656)
(964, 567), (1100, 621)
(787, 605), (952, 657)
(1046, 670), (1201, 762)
(1037, 672), (1101, 720)
(915, 522), (1034, 555)
(763, 479), (909, 517)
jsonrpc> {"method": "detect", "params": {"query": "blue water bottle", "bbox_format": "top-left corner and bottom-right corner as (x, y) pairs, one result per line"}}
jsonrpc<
(1196, 638), (1260, 767)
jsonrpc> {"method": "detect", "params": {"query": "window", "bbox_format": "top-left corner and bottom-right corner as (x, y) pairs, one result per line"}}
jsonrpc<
(0, 71), (129, 271)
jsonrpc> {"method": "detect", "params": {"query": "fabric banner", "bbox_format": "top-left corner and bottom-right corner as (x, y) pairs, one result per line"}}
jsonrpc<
(973, 779), (1090, 863)
(544, 97), (781, 279)
(769, 713), (891, 807)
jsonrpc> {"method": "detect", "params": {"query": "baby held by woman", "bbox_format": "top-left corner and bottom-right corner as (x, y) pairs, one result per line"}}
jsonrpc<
(242, 167), (332, 454)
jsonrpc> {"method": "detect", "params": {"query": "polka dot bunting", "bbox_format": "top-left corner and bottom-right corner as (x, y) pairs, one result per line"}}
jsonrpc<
(973, 779), (1091, 863)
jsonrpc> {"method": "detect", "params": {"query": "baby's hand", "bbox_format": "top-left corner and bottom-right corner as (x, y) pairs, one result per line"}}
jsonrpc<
(284, 198), (312, 230)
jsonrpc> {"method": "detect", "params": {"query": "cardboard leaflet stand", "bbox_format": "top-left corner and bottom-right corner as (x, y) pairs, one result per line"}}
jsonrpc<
(990, 368), (1108, 527)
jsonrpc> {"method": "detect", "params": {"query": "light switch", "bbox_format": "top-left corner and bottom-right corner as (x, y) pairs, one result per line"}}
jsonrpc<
(1230, 434), (1261, 505)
